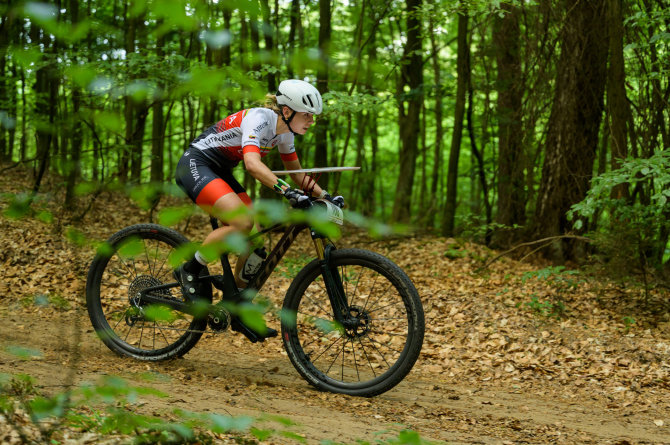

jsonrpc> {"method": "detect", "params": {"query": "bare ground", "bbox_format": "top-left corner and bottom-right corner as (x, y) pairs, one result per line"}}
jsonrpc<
(1, 165), (669, 444)
(1, 306), (668, 445)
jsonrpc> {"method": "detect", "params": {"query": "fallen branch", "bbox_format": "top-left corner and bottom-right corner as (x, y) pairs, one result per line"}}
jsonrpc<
(477, 234), (593, 271)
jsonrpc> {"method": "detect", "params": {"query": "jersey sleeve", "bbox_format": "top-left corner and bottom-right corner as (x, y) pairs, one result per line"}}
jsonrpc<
(278, 133), (298, 162)
(240, 109), (269, 155)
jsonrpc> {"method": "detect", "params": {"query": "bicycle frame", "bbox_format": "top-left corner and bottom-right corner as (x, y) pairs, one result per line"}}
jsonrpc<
(138, 216), (351, 325)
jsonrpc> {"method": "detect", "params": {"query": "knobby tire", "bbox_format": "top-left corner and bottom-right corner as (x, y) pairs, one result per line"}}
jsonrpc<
(86, 224), (206, 361)
(281, 248), (425, 397)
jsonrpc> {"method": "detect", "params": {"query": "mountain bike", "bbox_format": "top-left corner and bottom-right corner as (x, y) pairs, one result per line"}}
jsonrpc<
(85, 180), (425, 397)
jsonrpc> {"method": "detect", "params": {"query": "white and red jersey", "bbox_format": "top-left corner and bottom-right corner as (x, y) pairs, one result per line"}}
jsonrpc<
(189, 108), (298, 167)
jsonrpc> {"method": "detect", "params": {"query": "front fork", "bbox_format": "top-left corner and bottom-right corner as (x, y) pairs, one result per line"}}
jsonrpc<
(311, 232), (350, 325)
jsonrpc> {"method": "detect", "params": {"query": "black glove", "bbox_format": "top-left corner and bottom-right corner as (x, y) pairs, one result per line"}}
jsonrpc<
(324, 193), (345, 208)
(283, 187), (311, 208)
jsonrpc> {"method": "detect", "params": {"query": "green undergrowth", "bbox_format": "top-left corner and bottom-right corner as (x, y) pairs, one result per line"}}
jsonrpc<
(0, 372), (437, 445)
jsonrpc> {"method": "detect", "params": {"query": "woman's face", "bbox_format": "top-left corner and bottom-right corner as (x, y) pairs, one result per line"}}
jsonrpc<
(283, 107), (315, 135)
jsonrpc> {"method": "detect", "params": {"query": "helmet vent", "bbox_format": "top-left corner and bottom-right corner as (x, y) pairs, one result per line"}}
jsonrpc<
(303, 95), (314, 108)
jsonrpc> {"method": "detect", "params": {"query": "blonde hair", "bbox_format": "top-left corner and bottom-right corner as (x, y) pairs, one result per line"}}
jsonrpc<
(262, 94), (282, 114)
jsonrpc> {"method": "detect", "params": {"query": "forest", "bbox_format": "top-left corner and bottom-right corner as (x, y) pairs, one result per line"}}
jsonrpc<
(1, 1), (670, 443)
(1, 0), (669, 268)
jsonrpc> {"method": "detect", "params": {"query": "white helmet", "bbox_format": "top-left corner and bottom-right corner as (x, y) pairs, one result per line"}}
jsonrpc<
(276, 79), (323, 115)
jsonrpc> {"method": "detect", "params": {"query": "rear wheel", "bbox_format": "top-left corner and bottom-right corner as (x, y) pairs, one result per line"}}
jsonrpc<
(281, 248), (424, 396)
(86, 224), (207, 360)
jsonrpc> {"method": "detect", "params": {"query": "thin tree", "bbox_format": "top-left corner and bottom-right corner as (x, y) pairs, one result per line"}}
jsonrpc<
(391, 0), (423, 223)
(313, 0), (331, 190)
(442, 9), (469, 236)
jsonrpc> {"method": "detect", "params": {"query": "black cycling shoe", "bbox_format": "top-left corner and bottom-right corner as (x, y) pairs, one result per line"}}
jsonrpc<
(230, 316), (278, 343)
(173, 264), (212, 303)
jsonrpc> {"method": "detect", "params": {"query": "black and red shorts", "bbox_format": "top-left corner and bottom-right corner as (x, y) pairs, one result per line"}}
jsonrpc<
(175, 149), (252, 209)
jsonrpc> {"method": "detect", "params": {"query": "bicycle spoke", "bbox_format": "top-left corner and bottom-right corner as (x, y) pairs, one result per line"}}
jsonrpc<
(138, 321), (145, 348)
(367, 299), (405, 314)
(346, 265), (365, 308)
(299, 294), (331, 318)
(368, 329), (408, 338)
(282, 248), (424, 396)
(361, 335), (393, 369)
(310, 334), (344, 367)
(91, 227), (207, 359)
(350, 338), (361, 381)
(357, 337), (378, 378)
(340, 337), (346, 381)
(370, 316), (407, 322)
(323, 338), (344, 376)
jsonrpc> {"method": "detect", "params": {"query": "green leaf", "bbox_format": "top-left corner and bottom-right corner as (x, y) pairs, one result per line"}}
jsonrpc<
(313, 317), (341, 335)
(66, 227), (88, 247)
(0, 111), (16, 130)
(117, 236), (145, 259)
(24, 2), (57, 22)
(3, 193), (32, 219)
(35, 210), (53, 224)
(5, 345), (43, 360)
(158, 206), (195, 226)
(91, 110), (123, 133)
(207, 414), (254, 433)
(88, 77), (115, 96)
(261, 414), (296, 426)
(251, 427), (274, 441)
(144, 305), (178, 323)
(74, 181), (99, 197)
(9, 46), (43, 68)
(203, 30), (232, 49)
(238, 303), (269, 335)
(650, 32), (670, 43)
(280, 431), (306, 443)
(394, 429), (423, 444)
(167, 423), (194, 440)
(170, 243), (200, 268)
(66, 65), (98, 89)
(29, 394), (67, 422)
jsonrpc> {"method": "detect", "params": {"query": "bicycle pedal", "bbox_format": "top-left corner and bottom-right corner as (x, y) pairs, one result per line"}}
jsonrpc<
(230, 317), (277, 343)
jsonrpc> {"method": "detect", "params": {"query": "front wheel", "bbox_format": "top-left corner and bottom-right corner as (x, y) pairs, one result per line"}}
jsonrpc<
(281, 249), (425, 397)
(86, 224), (207, 361)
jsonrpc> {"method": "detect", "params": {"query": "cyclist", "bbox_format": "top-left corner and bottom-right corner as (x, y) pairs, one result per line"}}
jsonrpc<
(174, 79), (344, 342)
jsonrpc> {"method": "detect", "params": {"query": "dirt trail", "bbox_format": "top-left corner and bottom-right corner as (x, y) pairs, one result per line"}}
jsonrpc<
(1, 308), (668, 445)
(1, 165), (669, 444)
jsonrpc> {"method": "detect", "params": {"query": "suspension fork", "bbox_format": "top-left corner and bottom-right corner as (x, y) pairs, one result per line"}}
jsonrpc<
(312, 232), (349, 324)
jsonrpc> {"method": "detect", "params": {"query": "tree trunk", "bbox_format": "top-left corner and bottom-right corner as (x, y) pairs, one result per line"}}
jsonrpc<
(359, 20), (377, 217)
(31, 22), (55, 197)
(313, 0), (331, 190)
(442, 11), (468, 236)
(606, 0), (630, 200)
(150, 28), (166, 185)
(493, 3), (525, 240)
(0, 11), (10, 162)
(65, 0), (83, 207)
(533, 0), (608, 261)
(259, 0), (277, 91)
(120, 1), (135, 181)
(428, 10), (443, 226)
(287, 0), (301, 78)
(391, 0), (423, 223)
